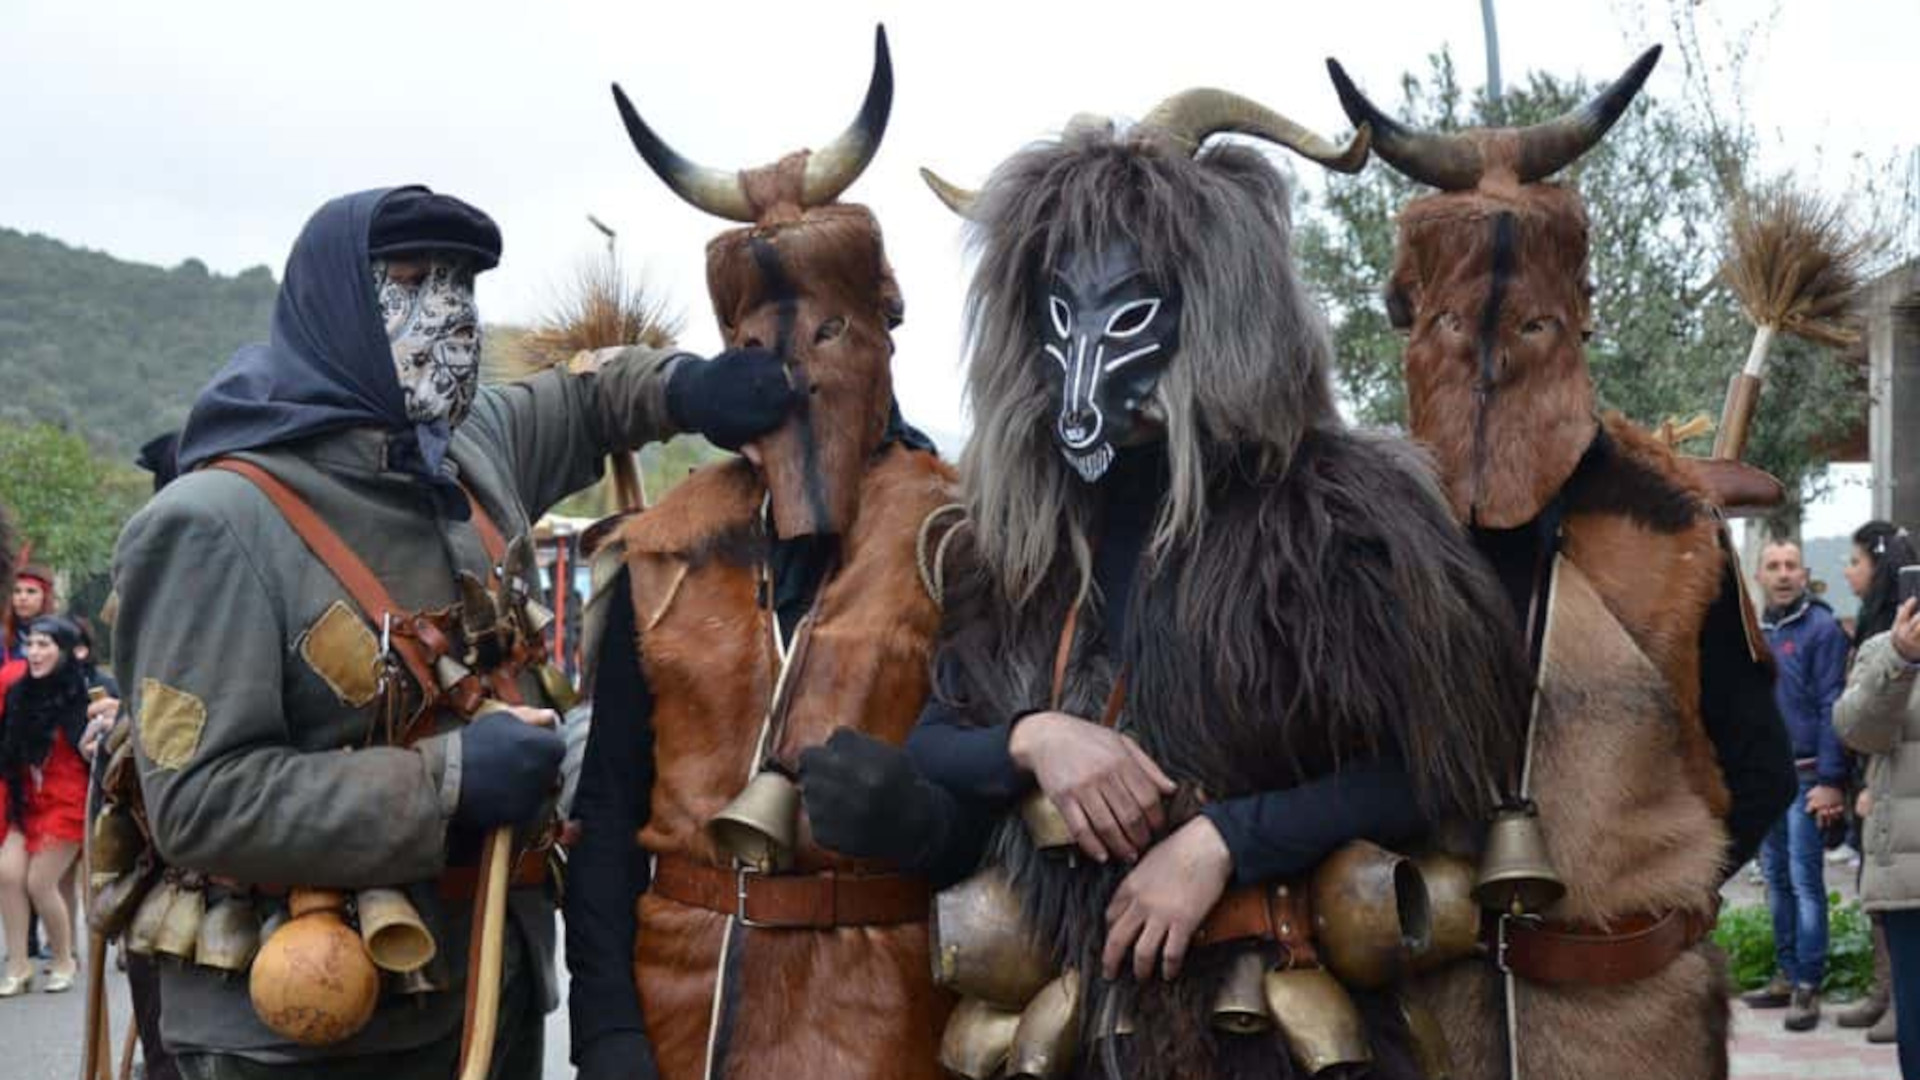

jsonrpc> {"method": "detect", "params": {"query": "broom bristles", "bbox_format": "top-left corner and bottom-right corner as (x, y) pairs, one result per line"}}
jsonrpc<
(489, 255), (685, 383)
(1721, 180), (1880, 349)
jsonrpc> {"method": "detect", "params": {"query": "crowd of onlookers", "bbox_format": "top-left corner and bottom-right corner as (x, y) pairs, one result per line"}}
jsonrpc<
(0, 560), (122, 998)
(1744, 519), (1920, 1076)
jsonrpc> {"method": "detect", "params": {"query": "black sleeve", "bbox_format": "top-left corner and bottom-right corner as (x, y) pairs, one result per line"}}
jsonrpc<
(903, 654), (1035, 804)
(1199, 757), (1429, 886)
(1698, 565), (1797, 877)
(565, 568), (658, 1063)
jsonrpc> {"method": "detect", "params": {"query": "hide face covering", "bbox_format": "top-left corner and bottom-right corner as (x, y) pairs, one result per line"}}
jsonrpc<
(611, 25), (898, 539)
(374, 256), (483, 429)
(1038, 240), (1181, 482)
(1326, 46), (1661, 527)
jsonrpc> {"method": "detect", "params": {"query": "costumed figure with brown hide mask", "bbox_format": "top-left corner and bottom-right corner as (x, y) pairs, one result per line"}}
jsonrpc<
(564, 27), (959, 1080)
(798, 90), (1533, 1080)
(1325, 46), (1798, 1080)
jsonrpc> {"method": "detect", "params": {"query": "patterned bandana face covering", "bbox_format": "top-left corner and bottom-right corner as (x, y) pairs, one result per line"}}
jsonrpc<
(373, 256), (483, 428)
(1036, 241), (1181, 483)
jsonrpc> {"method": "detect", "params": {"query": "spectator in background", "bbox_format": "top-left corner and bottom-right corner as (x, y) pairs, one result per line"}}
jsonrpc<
(1834, 592), (1920, 1077)
(1838, 522), (1920, 1043)
(6, 565), (56, 661)
(0, 616), (92, 996)
(1743, 539), (1852, 1030)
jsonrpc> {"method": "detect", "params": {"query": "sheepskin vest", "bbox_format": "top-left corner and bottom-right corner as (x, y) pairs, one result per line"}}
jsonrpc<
(619, 445), (955, 1080)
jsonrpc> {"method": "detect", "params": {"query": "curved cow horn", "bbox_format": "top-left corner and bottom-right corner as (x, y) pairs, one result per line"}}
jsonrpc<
(611, 82), (754, 222)
(1513, 45), (1661, 183)
(1326, 58), (1485, 191)
(610, 24), (894, 222)
(919, 167), (979, 218)
(800, 25), (895, 206)
(1137, 88), (1371, 173)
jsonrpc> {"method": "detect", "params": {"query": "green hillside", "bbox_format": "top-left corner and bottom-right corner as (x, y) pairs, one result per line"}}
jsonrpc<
(0, 227), (278, 462)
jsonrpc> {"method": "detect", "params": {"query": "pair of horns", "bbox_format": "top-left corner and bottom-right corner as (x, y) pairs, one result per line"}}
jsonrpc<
(1326, 45), (1661, 191)
(612, 25), (892, 222)
(921, 88), (1373, 217)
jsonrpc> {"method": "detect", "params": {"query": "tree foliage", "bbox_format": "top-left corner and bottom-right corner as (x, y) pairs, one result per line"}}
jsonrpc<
(0, 421), (148, 577)
(0, 228), (276, 462)
(1296, 51), (1867, 522)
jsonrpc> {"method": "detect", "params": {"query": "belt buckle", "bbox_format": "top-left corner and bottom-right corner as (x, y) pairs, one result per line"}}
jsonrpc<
(1494, 912), (1543, 975)
(735, 866), (772, 929)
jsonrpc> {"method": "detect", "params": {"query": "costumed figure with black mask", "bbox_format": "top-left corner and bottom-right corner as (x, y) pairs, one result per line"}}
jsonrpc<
(108, 181), (797, 1079)
(1, 616), (91, 996)
(1325, 47), (1796, 1079)
(563, 27), (958, 1080)
(801, 90), (1532, 1080)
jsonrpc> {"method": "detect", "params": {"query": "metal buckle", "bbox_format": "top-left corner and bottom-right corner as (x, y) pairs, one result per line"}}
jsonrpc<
(1494, 912), (1543, 975)
(735, 866), (771, 929)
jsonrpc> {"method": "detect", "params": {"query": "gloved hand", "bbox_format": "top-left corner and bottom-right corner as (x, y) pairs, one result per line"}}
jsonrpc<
(576, 1030), (660, 1080)
(665, 347), (797, 450)
(454, 710), (566, 831)
(799, 728), (947, 866)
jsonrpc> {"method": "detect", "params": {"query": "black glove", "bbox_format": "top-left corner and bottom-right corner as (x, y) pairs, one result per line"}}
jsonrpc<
(576, 1031), (659, 1080)
(799, 728), (948, 866)
(455, 711), (566, 831)
(665, 348), (797, 450)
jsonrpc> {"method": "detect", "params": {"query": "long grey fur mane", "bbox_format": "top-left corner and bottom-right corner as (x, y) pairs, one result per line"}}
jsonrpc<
(957, 118), (1338, 608)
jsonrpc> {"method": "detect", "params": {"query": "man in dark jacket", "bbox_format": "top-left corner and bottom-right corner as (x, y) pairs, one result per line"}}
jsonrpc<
(1745, 539), (1851, 1031)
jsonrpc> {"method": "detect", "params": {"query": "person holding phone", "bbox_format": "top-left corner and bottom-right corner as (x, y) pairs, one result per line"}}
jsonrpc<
(1834, 552), (1920, 1078)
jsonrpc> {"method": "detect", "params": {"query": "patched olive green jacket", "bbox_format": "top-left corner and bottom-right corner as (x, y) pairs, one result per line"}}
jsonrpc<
(110, 346), (679, 1062)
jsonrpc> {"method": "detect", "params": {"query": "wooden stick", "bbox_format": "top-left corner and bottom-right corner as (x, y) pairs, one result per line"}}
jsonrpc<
(116, 1009), (138, 1080)
(456, 827), (513, 1080)
(80, 930), (110, 1080)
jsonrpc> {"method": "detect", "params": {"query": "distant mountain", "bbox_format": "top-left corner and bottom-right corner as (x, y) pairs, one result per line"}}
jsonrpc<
(0, 227), (277, 461)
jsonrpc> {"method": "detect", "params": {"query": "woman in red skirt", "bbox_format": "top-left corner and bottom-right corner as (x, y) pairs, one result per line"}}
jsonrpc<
(1, 616), (90, 996)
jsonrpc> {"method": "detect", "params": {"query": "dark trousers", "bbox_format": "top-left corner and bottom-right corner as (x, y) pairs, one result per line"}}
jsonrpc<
(173, 968), (543, 1080)
(127, 951), (181, 1080)
(1886, 908), (1920, 1079)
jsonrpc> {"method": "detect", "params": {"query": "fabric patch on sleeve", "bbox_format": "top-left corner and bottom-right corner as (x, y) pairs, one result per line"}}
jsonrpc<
(298, 601), (382, 708)
(139, 678), (208, 771)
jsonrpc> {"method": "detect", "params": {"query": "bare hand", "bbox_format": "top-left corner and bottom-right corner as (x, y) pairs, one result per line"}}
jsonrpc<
(502, 704), (559, 729)
(1009, 711), (1177, 863)
(79, 714), (116, 761)
(1892, 598), (1920, 664)
(1807, 783), (1846, 827)
(1102, 816), (1233, 981)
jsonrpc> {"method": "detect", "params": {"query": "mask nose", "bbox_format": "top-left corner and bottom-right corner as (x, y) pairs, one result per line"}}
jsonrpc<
(1057, 406), (1100, 449)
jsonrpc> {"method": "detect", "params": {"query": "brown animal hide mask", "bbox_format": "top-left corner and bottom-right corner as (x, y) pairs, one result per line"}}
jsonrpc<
(1329, 46), (1660, 528)
(613, 26), (898, 539)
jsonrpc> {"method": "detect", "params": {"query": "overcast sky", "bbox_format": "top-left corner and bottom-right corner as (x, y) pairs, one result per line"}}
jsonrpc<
(4, 0), (1913, 534)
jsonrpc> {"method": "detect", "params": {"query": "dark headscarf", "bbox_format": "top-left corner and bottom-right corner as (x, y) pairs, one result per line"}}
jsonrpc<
(3, 615), (89, 824)
(175, 186), (501, 512)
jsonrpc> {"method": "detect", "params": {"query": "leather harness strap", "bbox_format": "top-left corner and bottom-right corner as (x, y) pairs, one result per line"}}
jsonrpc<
(651, 853), (930, 929)
(1192, 881), (1320, 967)
(1490, 907), (1715, 986)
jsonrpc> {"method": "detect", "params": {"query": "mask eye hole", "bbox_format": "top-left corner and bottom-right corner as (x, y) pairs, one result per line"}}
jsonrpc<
(814, 317), (847, 345)
(1105, 298), (1160, 338)
(1048, 296), (1072, 338)
(1521, 316), (1559, 338)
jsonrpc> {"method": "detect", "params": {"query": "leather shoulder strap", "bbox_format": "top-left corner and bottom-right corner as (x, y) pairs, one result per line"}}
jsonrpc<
(464, 488), (508, 565)
(207, 458), (441, 705)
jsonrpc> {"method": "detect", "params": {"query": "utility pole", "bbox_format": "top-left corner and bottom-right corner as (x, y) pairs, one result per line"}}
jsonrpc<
(1481, 0), (1504, 114)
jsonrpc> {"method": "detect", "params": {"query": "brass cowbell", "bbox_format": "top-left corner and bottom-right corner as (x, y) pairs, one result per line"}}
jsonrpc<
(708, 767), (800, 872)
(1210, 949), (1274, 1034)
(1473, 803), (1566, 915)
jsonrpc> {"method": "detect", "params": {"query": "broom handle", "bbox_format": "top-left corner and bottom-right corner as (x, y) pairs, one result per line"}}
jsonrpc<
(456, 827), (514, 1080)
(1713, 324), (1777, 461)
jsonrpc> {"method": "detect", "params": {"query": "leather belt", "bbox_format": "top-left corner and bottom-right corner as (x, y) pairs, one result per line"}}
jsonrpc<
(1192, 881), (1319, 967)
(651, 854), (930, 929)
(231, 857), (548, 905)
(1489, 906), (1715, 986)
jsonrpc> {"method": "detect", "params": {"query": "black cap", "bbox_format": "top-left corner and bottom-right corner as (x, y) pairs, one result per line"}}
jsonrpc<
(368, 188), (503, 271)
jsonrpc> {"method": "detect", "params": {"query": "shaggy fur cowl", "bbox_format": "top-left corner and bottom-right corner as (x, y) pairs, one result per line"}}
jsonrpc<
(935, 426), (1530, 1080)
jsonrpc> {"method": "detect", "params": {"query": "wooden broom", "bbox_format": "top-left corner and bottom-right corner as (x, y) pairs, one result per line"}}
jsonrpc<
(1712, 182), (1875, 462)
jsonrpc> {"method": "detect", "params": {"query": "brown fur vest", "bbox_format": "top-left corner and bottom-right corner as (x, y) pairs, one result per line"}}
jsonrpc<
(1408, 415), (1737, 1080)
(620, 445), (955, 1080)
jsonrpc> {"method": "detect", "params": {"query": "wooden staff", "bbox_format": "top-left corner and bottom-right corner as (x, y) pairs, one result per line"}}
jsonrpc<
(455, 828), (515, 1080)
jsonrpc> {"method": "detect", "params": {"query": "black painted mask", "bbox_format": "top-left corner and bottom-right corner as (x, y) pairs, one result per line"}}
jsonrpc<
(1037, 242), (1180, 482)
